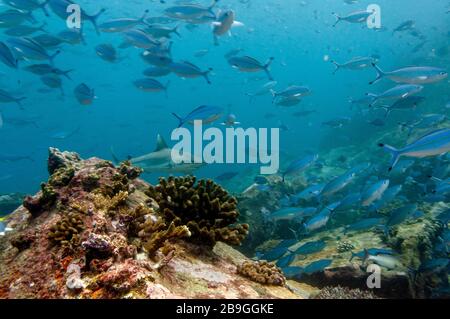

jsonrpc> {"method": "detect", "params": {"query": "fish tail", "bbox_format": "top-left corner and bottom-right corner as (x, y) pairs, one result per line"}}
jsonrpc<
(246, 93), (254, 104)
(270, 89), (278, 104)
(140, 9), (150, 24)
(88, 8), (107, 35)
(110, 146), (121, 165)
(349, 252), (356, 262)
(172, 113), (183, 128)
(62, 69), (74, 80)
(39, 22), (48, 33)
(332, 12), (340, 27)
(16, 97), (26, 108)
(209, 0), (220, 12)
(203, 68), (213, 84)
(369, 62), (385, 85)
(263, 58), (275, 81)
(40, 0), (50, 16)
(366, 93), (377, 107)
(362, 249), (369, 264)
(330, 60), (340, 74)
(165, 81), (171, 98)
(49, 50), (61, 66)
(378, 143), (401, 172)
(173, 24), (181, 37)
(379, 105), (391, 118)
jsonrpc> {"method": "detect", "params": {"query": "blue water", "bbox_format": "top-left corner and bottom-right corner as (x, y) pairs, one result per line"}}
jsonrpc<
(0, 0), (448, 194)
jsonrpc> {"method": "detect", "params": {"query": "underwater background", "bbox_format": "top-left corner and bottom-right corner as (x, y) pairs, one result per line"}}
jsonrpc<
(0, 0), (449, 299)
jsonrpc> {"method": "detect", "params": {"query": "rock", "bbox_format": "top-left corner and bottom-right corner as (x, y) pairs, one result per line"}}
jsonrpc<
(0, 149), (304, 299)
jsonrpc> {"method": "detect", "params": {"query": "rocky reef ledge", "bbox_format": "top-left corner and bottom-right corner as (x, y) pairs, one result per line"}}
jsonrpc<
(0, 148), (305, 299)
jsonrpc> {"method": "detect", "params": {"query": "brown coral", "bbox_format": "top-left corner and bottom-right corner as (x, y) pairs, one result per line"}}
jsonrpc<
(146, 176), (249, 247)
(48, 212), (84, 249)
(237, 261), (286, 286)
(127, 204), (191, 255)
(23, 182), (58, 217)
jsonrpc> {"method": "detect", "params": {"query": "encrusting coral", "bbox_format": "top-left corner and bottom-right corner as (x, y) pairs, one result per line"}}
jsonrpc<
(146, 176), (249, 247)
(237, 260), (286, 286)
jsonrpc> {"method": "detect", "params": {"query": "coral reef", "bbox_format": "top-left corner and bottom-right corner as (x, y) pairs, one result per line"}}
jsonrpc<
(146, 176), (249, 247)
(313, 286), (380, 299)
(0, 148), (301, 299)
(238, 261), (286, 286)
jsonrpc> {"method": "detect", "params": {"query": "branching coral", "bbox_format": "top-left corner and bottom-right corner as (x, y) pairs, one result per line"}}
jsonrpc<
(146, 176), (249, 247)
(48, 212), (84, 249)
(119, 161), (143, 180)
(237, 261), (286, 286)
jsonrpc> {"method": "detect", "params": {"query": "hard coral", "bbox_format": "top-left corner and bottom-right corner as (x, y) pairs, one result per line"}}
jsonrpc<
(48, 212), (84, 249)
(48, 166), (75, 187)
(237, 261), (286, 286)
(146, 176), (249, 247)
(313, 286), (380, 299)
(128, 204), (191, 255)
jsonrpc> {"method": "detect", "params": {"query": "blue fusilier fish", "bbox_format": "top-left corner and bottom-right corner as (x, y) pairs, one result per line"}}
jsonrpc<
(169, 61), (213, 84)
(332, 10), (372, 27)
(3, 0), (49, 15)
(369, 185), (403, 212)
(271, 85), (311, 102)
(164, 0), (219, 21)
(344, 218), (384, 234)
(302, 259), (332, 275)
(330, 56), (376, 74)
(215, 171), (239, 181)
(293, 184), (325, 202)
(367, 84), (423, 107)
(362, 249), (404, 270)
(48, 0), (106, 34)
(6, 37), (60, 64)
(99, 10), (148, 33)
(282, 266), (304, 280)
(134, 78), (170, 97)
(303, 203), (339, 232)
(379, 96), (425, 118)
(334, 192), (361, 212)
(379, 128), (450, 171)
(268, 207), (317, 222)
(95, 44), (119, 63)
(0, 89), (26, 107)
(257, 246), (289, 262)
(228, 55), (275, 80)
(172, 105), (224, 128)
(320, 171), (356, 198)
(281, 154), (318, 181)
(431, 177), (450, 196)
(0, 41), (18, 69)
(361, 179), (390, 207)
(276, 253), (295, 268)
(370, 64), (448, 85)
(276, 239), (297, 248)
(349, 248), (395, 261)
(384, 204), (418, 234)
(292, 240), (326, 256)
(418, 258), (450, 275)
(123, 29), (160, 49)
(74, 83), (96, 105)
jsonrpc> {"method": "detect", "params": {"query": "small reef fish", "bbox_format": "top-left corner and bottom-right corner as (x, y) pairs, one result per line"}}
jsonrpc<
(172, 105), (223, 127)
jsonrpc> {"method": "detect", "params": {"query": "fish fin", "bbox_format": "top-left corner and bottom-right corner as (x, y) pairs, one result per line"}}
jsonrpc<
(173, 25), (181, 37)
(349, 252), (356, 262)
(369, 62), (385, 85)
(203, 68), (213, 84)
(110, 146), (121, 164)
(88, 8), (107, 35)
(366, 93), (377, 107)
(61, 69), (74, 80)
(154, 134), (169, 151)
(49, 50), (61, 66)
(378, 143), (401, 172)
(171, 113), (184, 128)
(332, 12), (341, 27)
(330, 60), (340, 74)
(40, 0), (50, 16)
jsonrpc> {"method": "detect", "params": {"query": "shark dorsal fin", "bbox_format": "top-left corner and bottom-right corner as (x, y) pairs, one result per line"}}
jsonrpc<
(155, 134), (168, 151)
